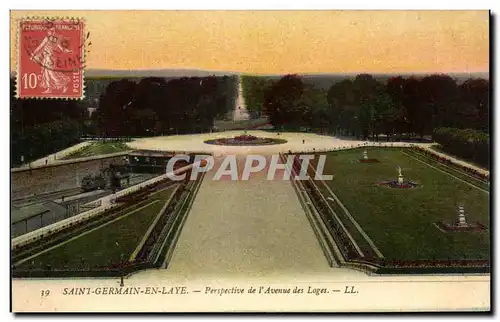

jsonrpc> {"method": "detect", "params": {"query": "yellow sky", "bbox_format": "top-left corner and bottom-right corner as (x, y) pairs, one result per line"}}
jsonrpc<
(10, 10), (489, 74)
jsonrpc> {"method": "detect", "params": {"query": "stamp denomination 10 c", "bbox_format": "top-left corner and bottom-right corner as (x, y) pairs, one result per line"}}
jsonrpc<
(17, 18), (85, 99)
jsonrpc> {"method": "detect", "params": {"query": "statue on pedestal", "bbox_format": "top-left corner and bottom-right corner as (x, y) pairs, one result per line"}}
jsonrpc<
(397, 166), (404, 185)
(456, 205), (469, 227)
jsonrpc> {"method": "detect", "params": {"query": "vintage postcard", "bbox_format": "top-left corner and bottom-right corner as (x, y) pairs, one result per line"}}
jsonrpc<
(9, 10), (490, 312)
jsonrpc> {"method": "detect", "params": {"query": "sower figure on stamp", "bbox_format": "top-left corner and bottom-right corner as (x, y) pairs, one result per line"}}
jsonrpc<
(29, 26), (72, 94)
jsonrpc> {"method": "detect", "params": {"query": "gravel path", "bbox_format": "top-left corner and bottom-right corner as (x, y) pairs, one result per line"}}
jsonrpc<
(19, 142), (91, 168)
(422, 144), (489, 175)
(233, 76), (250, 121)
(166, 155), (332, 278)
(127, 130), (370, 155)
(128, 132), (487, 176)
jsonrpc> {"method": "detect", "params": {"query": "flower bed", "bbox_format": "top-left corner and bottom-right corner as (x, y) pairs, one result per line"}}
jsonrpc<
(435, 221), (487, 232)
(376, 180), (421, 189)
(233, 134), (258, 141)
(204, 134), (287, 146)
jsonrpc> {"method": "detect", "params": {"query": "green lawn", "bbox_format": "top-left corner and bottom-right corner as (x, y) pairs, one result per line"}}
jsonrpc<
(315, 148), (490, 261)
(213, 117), (269, 130)
(404, 149), (489, 191)
(64, 141), (130, 159)
(17, 186), (176, 271)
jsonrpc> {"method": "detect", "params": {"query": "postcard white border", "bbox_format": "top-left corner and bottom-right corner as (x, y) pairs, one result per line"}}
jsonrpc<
(3, 0), (498, 319)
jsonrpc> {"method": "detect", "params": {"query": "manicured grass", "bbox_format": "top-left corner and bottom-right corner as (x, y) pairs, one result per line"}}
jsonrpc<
(213, 117), (269, 130)
(17, 186), (176, 270)
(404, 149), (489, 191)
(315, 148), (490, 261)
(64, 141), (130, 159)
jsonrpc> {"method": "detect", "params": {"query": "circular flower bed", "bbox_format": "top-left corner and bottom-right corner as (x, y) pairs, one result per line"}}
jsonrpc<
(232, 134), (258, 141)
(435, 221), (487, 232)
(376, 180), (421, 189)
(205, 134), (287, 146)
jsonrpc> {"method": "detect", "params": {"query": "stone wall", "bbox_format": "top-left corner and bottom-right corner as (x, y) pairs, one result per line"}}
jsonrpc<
(11, 156), (127, 200)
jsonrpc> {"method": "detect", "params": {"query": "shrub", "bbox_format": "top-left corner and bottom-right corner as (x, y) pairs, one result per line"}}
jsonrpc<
(11, 119), (81, 166)
(433, 127), (489, 168)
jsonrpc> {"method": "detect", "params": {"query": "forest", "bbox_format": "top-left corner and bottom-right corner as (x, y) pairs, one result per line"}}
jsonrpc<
(243, 73), (489, 166)
(243, 74), (489, 138)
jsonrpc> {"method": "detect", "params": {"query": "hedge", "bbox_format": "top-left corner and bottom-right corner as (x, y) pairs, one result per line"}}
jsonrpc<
(432, 127), (489, 168)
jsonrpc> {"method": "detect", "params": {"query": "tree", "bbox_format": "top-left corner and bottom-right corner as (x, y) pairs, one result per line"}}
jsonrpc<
(93, 75), (235, 136)
(448, 100), (480, 129)
(96, 79), (137, 137)
(327, 75), (392, 139)
(132, 77), (168, 135)
(327, 79), (356, 135)
(372, 91), (397, 140)
(419, 74), (459, 129)
(263, 74), (305, 130)
(386, 76), (410, 136)
(241, 76), (274, 118)
(352, 74), (387, 139)
(300, 85), (329, 132)
(459, 79), (489, 132)
(10, 77), (85, 165)
(433, 127), (489, 168)
(403, 77), (433, 138)
(322, 74), (488, 141)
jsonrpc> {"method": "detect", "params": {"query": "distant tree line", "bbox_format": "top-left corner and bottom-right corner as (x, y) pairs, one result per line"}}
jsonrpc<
(244, 74), (488, 139)
(10, 73), (488, 166)
(241, 76), (274, 119)
(94, 76), (237, 137)
(11, 120), (82, 167)
(10, 76), (237, 166)
(10, 79), (86, 166)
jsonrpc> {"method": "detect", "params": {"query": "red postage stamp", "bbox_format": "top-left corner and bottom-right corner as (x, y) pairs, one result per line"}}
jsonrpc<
(16, 18), (85, 99)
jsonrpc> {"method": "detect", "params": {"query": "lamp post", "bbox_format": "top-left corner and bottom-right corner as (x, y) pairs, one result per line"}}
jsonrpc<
(116, 241), (125, 287)
(456, 205), (468, 227)
(119, 252), (125, 287)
